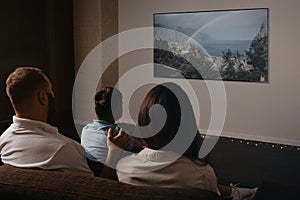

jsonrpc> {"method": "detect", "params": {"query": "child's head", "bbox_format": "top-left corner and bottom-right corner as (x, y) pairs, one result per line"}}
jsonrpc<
(94, 87), (122, 123)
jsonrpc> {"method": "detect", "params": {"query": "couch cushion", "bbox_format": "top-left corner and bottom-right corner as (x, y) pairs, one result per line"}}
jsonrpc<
(0, 164), (221, 200)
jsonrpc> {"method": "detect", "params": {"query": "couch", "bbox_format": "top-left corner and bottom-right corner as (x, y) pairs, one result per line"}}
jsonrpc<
(0, 164), (221, 200)
(0, 118), (222, 200)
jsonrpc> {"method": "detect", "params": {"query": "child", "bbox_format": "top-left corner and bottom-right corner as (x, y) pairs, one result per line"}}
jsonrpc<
(81, 87), (142, 176)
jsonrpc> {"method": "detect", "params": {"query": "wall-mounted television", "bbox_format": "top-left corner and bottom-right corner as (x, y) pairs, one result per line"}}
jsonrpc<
(154, 8), (269, 82)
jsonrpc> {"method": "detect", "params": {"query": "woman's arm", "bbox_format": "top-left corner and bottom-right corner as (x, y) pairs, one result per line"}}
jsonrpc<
(100, 128), (130, 179)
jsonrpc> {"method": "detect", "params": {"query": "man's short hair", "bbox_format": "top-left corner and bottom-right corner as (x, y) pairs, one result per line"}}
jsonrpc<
(94, 87), (122, 122)
(6, 67), (49, 109)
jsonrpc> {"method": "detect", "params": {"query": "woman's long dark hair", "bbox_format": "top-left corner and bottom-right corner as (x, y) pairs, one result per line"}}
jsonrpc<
(138, 82), (206, 163)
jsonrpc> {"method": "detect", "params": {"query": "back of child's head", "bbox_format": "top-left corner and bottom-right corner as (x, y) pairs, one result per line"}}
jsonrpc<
(94, 87), (122, 123)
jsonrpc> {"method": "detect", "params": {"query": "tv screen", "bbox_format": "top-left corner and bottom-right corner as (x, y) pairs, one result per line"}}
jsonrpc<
(154, 8), (269, 82)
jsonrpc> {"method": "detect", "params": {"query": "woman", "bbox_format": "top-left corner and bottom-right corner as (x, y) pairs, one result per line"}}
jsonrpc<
(114, 82), (257, 199)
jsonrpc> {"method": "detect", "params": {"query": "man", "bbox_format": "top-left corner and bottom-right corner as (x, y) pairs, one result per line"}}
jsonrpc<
(1, 67), (131, 176)
(0, 67), (92, 173)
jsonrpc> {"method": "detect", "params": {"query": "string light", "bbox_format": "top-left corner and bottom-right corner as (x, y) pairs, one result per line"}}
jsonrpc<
(223, 137), (299, 151)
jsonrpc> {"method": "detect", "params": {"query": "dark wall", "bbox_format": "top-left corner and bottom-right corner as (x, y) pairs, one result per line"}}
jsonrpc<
(0, 0), (74, 120)
(208, 136), (300, 188)
(0, 0), (47, 120)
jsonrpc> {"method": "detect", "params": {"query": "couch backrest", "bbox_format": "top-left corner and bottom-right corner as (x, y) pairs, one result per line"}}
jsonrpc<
(0, 165), (221, 200)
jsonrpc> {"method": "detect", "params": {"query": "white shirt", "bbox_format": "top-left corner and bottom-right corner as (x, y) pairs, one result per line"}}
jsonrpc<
(117, 148), (220, 195)
(0, 116), (92, 175)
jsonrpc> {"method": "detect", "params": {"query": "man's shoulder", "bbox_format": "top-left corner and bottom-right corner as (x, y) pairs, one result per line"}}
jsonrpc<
(59, 139), (84, 152)
(52, 132), (81, 147)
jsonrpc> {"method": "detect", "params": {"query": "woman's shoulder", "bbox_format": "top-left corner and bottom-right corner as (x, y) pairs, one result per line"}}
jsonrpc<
(169, 156), (218, 188)
(166, 156), (217, 181)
